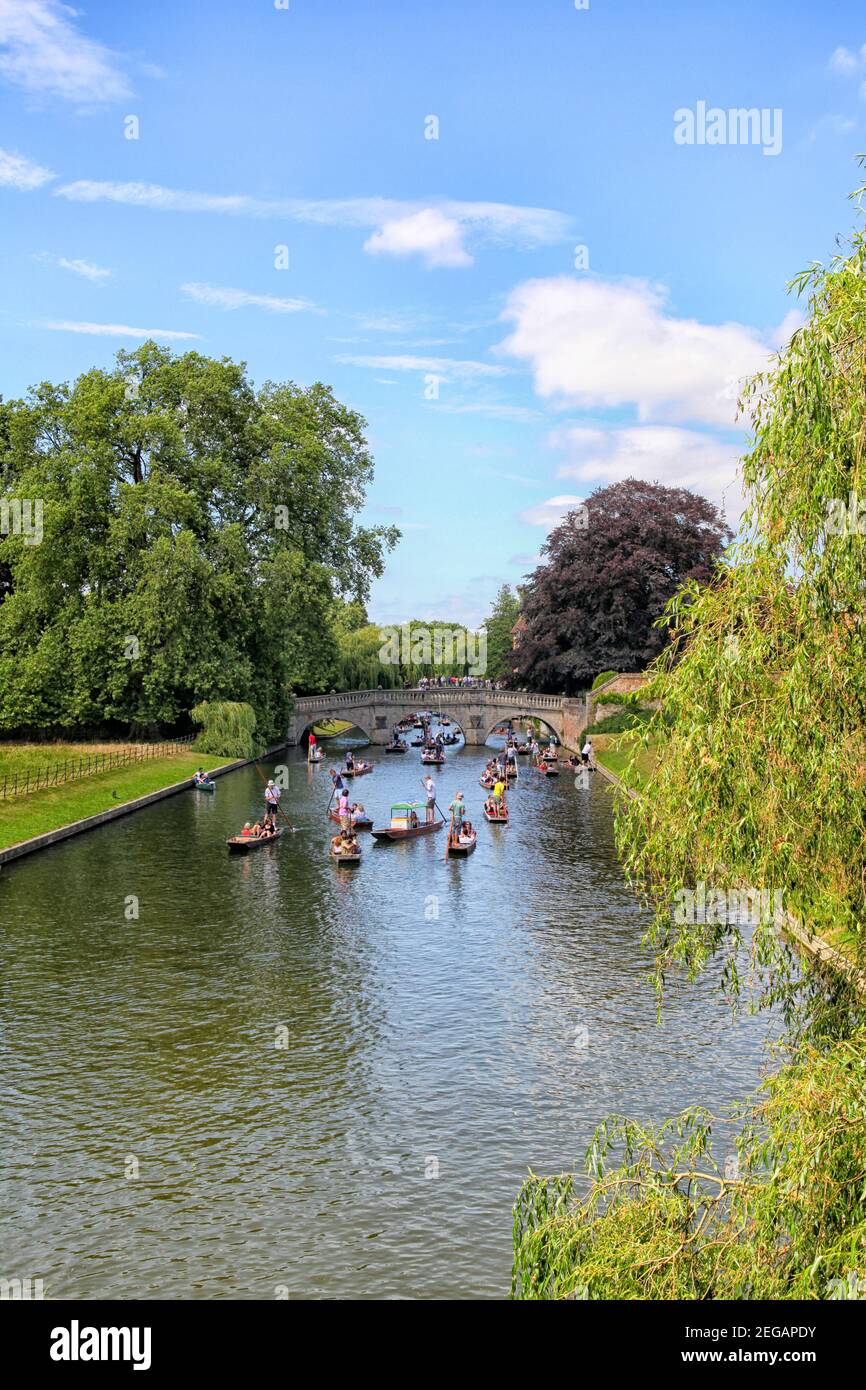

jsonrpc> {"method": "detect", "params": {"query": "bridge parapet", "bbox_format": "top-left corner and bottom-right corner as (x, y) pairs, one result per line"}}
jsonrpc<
(288, 686), (586, 748)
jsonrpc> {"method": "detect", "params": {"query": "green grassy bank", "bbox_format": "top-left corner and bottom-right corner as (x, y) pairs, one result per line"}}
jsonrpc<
(0, 751), (214, 850)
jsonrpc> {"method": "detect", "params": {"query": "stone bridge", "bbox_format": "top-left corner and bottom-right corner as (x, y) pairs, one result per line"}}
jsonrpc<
(289, 687), (588, 749)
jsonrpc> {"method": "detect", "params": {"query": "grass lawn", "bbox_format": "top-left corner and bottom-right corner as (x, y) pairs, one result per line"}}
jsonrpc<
(593, 733), (657, 788)
(312, 719), (354, 737)
(0, 740), (170, 781)
(0, 751), (214, 850)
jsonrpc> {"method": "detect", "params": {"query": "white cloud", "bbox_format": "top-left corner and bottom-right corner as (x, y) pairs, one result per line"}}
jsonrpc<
(181, 282), (317, 314)
(34, 251), (111, 280)
(364, 209), (472, 268)
(497, 275), (778, 428)
(334, 353), (507, 379)
(550, 424), (743, 520)
(54, 181), (571, 262)
(39, 320), (198, 340)
(829, 43), (866, 75)
(0, 0), (130, 102)
(0, 146), (54, 189)
(432, 402), (541, 422)
(519, 494), (586, 527)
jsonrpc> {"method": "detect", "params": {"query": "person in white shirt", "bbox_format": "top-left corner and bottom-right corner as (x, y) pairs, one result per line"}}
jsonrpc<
(582, 738), (593, 767)
(423, 774), (436, 823)
(264, 778), (282, 825)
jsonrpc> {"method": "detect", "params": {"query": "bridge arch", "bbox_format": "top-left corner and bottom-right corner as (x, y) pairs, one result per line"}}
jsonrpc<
(288, 687), (581, 750)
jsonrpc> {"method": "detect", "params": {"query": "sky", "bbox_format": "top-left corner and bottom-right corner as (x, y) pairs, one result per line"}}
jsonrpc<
(1, 0), (865, 627)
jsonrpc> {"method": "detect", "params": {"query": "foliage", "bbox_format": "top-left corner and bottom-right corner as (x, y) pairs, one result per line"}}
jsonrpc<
(482, 583), (522, 681)
(614, 181), (866, 983)
(334, 618), (483, 690)
(0, 344), (398, 743)
(513, 1028), (866, 1300)
(591, 669), (619, 690)
(585, 707), (654, 735)
(514, 480), (731, 694)
(191, 700), (261, 759)
(512, 172), (866, 1303)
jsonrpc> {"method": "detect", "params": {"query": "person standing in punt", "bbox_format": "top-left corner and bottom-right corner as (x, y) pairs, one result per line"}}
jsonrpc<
(423, 773), (437, 824)
(264, 778), (282, 827)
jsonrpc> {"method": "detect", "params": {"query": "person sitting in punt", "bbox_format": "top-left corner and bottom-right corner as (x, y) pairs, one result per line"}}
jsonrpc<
(241, 822), (254, 837)
(344, 831), (359, 854)
(331, 832), (345, 854)
(250, 821), (263, 836)
(194, 768), (207, 785)
(460, 821), (474, 842)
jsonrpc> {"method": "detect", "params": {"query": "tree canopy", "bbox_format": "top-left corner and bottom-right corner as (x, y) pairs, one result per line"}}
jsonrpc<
(514, 479), (730, 693)
(0, 343), (398, 742)
(482, 583), (521, 682)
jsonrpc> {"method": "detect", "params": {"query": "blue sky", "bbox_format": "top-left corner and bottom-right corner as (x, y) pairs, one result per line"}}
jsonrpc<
(1, 0), (865, 626)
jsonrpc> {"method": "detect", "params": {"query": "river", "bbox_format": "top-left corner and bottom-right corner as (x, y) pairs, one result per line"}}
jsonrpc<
(0, 732), (774, 1299)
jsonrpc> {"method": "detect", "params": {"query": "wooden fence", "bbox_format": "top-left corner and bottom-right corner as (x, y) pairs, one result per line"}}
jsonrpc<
(0, 736), (196, 801)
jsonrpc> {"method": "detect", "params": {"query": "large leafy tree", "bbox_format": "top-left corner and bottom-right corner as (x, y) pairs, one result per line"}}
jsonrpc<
(514, 479), (730, 693)
(511, 173), (866, 1303)
(482, 583), (521, 682)
(0, 343), (397, 740)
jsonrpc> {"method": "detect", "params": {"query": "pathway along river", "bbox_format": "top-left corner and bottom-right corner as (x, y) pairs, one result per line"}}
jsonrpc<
(0, 734), (774, 1299)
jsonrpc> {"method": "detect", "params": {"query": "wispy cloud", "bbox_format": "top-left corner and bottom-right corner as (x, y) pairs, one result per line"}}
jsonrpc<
(519, 494), (585, 528)
(0, 146), (54, 189)
(39, 320), (199, 340)
(0, 0), (130, 103)
(181, 282), (318, 314)
(34, 251), (111, 281)
(432, 402), (540, 422)
(53, 180), (572, 264)
(828, 43), (866, 75)
(335, 353), (508, 379)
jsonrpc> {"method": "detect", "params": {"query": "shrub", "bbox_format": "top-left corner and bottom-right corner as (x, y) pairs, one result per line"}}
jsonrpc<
(191, 700), (262, 759)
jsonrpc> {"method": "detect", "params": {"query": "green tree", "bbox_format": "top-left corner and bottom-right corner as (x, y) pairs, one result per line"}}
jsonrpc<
(511, 171), (866, 1301)
(482, 584), (521, 682)
(0, 344), (398, 741)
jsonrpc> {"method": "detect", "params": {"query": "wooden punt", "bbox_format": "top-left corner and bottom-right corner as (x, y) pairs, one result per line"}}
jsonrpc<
(226, 829), (284, 854)
(330, 844), (362, 864)
(480, 774), (496, 790)
(447, 829), (477, 855)
(342, 762), (374, 777)
(384, 743), (408, 754)
(329, 809), (373, 831)
(372, 802), (445, 841)
(483, 803), (509, 823)
(193, 779), (216, 793)
(421, 750), (445, 764)
(537, 761), (559, 777)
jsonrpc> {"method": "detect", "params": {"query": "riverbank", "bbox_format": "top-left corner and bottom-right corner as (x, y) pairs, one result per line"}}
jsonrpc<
(0, 752), (220, 858)
(593, 732), (656, 786)
(595, 742), (865, 995)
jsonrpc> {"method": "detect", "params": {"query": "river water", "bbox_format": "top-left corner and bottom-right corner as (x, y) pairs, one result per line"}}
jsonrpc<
(0, 734), (774, 1299)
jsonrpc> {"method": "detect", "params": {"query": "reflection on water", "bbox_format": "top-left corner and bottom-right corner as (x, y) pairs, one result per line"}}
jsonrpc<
(0, 742), (774, 1298)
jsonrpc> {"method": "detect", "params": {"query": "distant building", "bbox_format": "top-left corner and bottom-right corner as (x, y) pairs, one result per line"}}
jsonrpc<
(511, 615), (526, 649)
